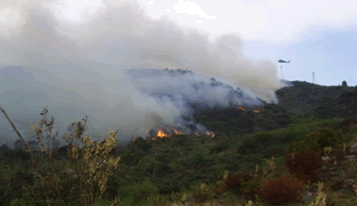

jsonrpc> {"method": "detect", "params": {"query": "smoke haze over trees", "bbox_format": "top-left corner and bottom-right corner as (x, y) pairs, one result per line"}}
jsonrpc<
(0, 0), (284, 144)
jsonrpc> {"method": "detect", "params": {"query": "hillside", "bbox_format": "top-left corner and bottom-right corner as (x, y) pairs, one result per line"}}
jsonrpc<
(276, 80), (357, 118)
(193, 80), (357, 138)
(1, 80), (357, 206)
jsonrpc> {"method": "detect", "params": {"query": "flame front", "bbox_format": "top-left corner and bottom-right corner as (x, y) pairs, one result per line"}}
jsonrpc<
(174, 129), (183, 135)
(157, 129), (171, 138)
(205, 131), (215, 137)
(148, 127), (215, 141)
(237, 106), (246, 111)
(253, 110), (260, 113)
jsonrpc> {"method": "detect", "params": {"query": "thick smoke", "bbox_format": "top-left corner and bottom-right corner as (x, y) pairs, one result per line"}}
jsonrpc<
(0, 0), (284, 144)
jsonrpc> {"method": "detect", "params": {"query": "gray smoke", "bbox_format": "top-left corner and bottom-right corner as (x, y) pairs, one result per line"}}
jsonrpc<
(0, 0), (286, 145)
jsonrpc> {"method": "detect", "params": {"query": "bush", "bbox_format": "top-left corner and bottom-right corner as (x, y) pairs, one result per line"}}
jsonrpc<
(192, 183), (215, 204)
(313, 128), (344, 149)
(284, 150), (323, 183)
(117, 180), (159, 204)
(9, 170), (80, 206)
(192, 191), (209, 204)
(133, 137), (152, 153)
(287, 128), (344, 154)
(157, 179), (181, 195)
(256, 175), (305, 205)
(239, 175), (264, 199)
(213, 182), (227, 196)
(209, 142), (230, 154)
(7, 108), (121, 206)
(340, 116), (357, 133)
(238, 133), (274, 155)
(224, 172), (253, 195)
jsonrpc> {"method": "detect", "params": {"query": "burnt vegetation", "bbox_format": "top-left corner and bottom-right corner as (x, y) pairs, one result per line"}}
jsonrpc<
(1, 80), (357, 205)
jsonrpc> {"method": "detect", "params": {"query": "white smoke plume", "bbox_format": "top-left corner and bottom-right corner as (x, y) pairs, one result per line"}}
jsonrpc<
(0, 0), (284, 144)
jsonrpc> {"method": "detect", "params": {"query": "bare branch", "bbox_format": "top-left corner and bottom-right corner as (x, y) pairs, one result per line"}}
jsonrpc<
(0, 105), (36, 167)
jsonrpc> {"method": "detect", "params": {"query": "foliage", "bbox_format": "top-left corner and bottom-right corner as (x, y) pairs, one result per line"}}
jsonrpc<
(62, 119), (121, 205)
(6, 108), (121, 206)
(9, 170), (80, 206)
(116, 180), (159, 205)
(287, 128), (344, 154)
(340, 116), (357, 133)
(256, 175), (305, 205)
(156, 178), (181, 195)
(3, 80), (357, 205)
(192, 183), (210, 204)
(209, 142), (230, 154)
(194, 103), (294, 137)
(308, 182), (327, 206)
(284, 150), (323, 183)
(224, 172), (253, 195)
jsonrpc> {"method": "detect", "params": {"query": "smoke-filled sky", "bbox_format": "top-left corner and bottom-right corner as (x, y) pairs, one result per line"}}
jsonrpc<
(128, 0), (357, 86)
(1, 0), (353, 144)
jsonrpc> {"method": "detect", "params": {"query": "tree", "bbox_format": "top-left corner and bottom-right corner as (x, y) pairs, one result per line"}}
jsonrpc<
(342, 80), (347, 88)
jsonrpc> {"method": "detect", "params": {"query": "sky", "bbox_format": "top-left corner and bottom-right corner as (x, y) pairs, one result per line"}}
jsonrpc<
(0, 0), (356, 85)
(139, 0), (357, 86)
(0, 0), (356, 144)
(19, 0), (355, 86)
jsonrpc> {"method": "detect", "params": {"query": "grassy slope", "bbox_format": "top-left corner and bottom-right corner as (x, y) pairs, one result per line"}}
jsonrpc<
(2, 81), (357, 205)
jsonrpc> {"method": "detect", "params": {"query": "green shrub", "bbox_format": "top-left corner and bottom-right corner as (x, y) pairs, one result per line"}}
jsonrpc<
(209, 142), (230, 154)
(237, 133), (275, 155)
(239, 175), (265, 199)
(287, 128), (344, 154)
(10, 170), (80, 206)
(116, 180), (159, 205)
(137, 156), (156, 175)
(156, 179), (181, 195)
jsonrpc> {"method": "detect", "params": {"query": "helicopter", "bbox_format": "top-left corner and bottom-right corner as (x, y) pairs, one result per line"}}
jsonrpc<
(278, 59), (291, 63)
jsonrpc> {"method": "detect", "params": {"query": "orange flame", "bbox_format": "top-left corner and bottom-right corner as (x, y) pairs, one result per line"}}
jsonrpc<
(174, 129), (183, 135)
(253, 110), (260, 113)
(157, 129), (171, 138)
(149, 128), (215, 140)
(237, 106), (246, 111)
(205, 131), (215, 137)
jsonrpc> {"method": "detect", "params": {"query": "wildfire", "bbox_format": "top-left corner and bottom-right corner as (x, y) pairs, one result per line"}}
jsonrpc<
(157, 129), (171, 138)
(174, 129), (183, 135)
(237, 106), (246, 111)
(205, 131), (215, 137)
(146, 127), (216, 142)
(237, 105), (263, 114)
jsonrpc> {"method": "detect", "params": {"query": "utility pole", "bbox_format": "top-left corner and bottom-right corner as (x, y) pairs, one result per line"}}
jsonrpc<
(312, 71), (315, 83)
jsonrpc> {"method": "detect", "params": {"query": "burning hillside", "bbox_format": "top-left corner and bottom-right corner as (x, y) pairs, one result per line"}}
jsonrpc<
(115, 68), (265, 140)
(132, 125), (215, 142)
(0, 0), (284, 145)
(150, 122), (215, 138)
(237, 105), (264, 113)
